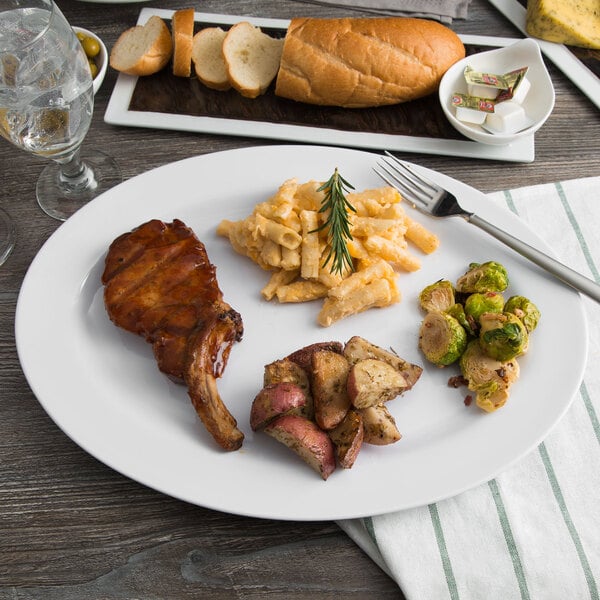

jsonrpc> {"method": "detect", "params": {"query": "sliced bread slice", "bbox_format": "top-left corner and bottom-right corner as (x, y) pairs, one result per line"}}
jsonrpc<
(109, 15), (173, 76)
(171, 8), (195, 77)
(191, 27), (230, 91)
(222, 22), (284, 98)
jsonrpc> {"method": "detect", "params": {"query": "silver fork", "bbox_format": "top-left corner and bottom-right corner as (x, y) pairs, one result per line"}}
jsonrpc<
(374, 152), (600, 303)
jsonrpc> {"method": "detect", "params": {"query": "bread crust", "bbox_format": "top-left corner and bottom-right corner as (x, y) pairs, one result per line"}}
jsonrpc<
(274, 17), (466, 108)
(172, 8), (195, 77)
(109, 16), (173, 77)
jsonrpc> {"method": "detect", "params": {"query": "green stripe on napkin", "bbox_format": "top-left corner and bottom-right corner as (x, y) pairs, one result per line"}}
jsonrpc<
(488, 479), (530, 600)
(539, 442), (599, 600)
(338, 176), (600, 600)
(429, 503), (460, 600)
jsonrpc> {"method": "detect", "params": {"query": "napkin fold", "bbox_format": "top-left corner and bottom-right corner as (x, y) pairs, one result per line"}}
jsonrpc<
(289, 0), (470, 23)
(338, 176), (600, 600)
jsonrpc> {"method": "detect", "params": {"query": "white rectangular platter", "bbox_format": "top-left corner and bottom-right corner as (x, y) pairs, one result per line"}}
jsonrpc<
(104, 9), (535, 162)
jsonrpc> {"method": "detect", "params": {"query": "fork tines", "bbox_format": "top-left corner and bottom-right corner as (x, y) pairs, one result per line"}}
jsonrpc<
(373, 152), (438, 208)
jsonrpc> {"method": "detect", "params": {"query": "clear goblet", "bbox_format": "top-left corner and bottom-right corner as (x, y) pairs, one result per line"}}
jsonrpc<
(0, 206), (16, 265)
(0, 0), (121, 221)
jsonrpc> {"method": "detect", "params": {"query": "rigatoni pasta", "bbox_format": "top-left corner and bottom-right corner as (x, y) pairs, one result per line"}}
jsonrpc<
(217, 178), (439, 326)
(299, 210), (320, 280)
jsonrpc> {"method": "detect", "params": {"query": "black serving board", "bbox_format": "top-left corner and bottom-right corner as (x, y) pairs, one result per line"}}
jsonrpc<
(128, 21), (491, 142)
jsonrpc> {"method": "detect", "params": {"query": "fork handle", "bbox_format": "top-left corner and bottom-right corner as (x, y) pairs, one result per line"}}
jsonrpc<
(469, 214), (600, 303)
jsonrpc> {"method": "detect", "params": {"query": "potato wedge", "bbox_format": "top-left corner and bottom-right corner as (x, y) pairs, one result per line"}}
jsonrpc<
(286, 341), (343, 371)
(328, 409), (364, 469)
(250, 382), (307, 431)
(263, 357), (313, 420)
(264, 357), (309, 389)
(344, 335), (423, 391)
(311, 349), (351, 430)
(360, 404), (402, 445)
(264, 414), (336, 480)
(347, 359), (406, 409)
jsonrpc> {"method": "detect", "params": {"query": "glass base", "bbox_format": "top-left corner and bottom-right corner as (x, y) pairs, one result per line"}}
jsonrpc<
(36, 148), (122, 221)
(0, 207), (16, 267)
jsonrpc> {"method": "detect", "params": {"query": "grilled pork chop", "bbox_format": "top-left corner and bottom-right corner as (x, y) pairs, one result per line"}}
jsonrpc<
(101, 219), (244, 451)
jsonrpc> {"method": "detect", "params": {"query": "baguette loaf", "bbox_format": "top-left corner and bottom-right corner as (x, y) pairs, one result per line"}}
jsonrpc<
(275, 17), (466, 108)
(109, 15), (173, 77)
(171, 8), (195, 77)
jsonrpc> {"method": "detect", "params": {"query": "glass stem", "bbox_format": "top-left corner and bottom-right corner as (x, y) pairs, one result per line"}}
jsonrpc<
(56, 147), (98, 196)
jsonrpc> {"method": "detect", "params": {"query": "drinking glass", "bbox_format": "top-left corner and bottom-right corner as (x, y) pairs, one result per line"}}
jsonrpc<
(0, 206), (15, 265)
(0, 0), (121, 221)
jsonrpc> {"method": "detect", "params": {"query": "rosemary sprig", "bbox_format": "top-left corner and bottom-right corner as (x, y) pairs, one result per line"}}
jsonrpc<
(312, 168), (356, 276)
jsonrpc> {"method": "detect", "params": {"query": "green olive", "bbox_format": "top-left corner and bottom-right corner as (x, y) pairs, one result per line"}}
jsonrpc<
(88, 59), (98, 79)
(81, 36), (100, 59)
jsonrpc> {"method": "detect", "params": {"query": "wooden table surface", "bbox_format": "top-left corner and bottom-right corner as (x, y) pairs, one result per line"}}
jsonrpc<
(1, 1), (598, 597)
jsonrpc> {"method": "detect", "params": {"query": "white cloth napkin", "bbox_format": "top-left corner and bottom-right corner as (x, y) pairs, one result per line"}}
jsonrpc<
(289, 0), (470, 23)
(338, 176), (600, 599)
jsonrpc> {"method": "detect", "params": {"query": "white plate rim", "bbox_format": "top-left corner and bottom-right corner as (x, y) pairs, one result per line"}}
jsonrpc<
(103, 9), (535, 163)
(15, 144), (588, 521)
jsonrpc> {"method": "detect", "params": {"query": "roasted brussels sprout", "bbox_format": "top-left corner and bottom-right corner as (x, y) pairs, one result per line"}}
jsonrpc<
(456, 261), (509, 294)
(459, 340), (520, 412)
(416, 261), (539, 413)
(479, 312), (529, 361)
(504, 295), (541, 333)
(464, 292), (504, 324)
(419, 311), (467, 366)
(418, 279), (455, 313)
(446, 303), (476, 336)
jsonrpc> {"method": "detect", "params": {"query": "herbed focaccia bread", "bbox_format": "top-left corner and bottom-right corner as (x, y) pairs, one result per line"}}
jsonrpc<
(274, 17), (466, 108)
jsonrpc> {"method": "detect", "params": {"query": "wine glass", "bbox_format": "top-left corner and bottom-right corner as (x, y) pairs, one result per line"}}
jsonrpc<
(0, 206), (16, 265)
(0, 0), (121, 221)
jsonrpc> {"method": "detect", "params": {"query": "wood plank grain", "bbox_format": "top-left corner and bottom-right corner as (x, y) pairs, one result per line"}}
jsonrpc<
(1, 0), (598, 597)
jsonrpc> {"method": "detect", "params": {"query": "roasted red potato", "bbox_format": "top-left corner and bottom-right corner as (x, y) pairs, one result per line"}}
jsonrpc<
(264, 414), (336, 480)
(250, 382), (307, 431)
(286, 341), (343, 371)
(344, 336), (423, 392)
(347, 358), (406, 409)
(255, 336), (421, 478)
(328, 409), (364, 469)
(263, 357), (314, 420)
(311, 349), (351, 430)
(360, 404), (402, 445)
